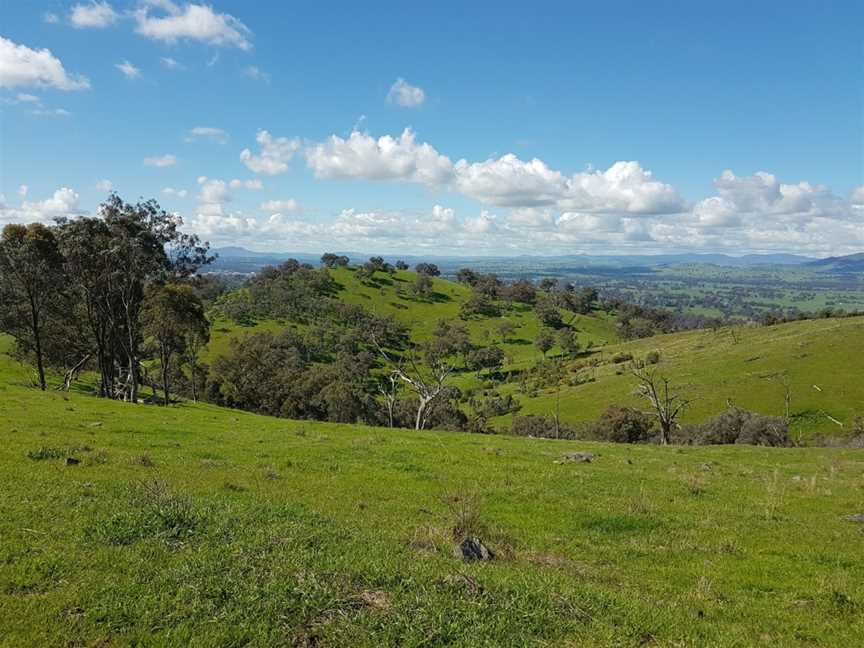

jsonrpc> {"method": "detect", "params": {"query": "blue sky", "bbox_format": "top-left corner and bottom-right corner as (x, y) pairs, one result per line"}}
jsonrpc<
(1, 1), (862, 256)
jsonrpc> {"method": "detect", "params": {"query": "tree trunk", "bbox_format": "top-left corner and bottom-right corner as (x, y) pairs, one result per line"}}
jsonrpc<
(415, 396), (432, 430)
(190, 361), (198, 403)
(659, 422), (670, 445)
(160, 343), (170, 406)
(28, 295), (46, 391)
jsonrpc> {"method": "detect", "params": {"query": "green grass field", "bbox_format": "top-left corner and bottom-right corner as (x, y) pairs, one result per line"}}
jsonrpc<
(2, 336), (864, 646)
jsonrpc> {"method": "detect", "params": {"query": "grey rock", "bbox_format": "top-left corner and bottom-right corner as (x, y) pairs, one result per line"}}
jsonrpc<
(562, 452), (594, 463)
(455, 537), (494, 561)
(845, 514), (864, 523)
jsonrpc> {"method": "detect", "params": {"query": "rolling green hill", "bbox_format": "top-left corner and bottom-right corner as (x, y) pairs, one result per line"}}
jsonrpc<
(200, 266), (863, 441)
(497, 316), (864, 441)
(1, 341), (863, 647)
(204, 266), (619, 369)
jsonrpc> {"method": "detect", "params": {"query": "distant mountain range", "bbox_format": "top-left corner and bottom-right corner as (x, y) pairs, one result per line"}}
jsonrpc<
(207, 247), (863, 275)
(804, 253), (864, 273)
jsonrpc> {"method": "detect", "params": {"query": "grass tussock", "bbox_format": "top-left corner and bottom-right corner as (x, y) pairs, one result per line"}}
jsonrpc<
(87, 479), (203, 546)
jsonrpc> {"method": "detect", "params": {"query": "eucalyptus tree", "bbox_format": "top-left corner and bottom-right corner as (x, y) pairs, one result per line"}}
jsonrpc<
(0, 223), (65, 390)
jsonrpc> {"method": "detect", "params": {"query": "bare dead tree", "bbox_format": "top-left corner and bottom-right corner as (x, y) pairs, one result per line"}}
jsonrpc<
(378, 372), (399, 428)
(373, 334), (455, 431)
(631, 363), (691, 445)
(58, 353), (92, 392)
(762, 371), (793, 421)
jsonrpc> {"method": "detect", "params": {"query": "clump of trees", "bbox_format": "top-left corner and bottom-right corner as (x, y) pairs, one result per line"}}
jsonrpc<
(0, 223), (65, 390)
(320, 252), (350, 268)
(0, 195), (212, 401)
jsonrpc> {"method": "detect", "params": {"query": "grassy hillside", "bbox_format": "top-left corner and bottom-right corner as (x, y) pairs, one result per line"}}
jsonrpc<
(1, 343), (863, 647)
(499, 316), (864, 441)
(205, 266), (618, 369)
(201, 270), (863, 441)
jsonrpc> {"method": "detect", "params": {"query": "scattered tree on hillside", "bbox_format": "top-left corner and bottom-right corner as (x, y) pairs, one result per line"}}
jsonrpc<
(468, 345), (505, 379)
(460, 291), (501, 319)
(412, 273), (433, 298)
(500, 279), (536, 306)
(535, 296), (563, 328)
(557, 329), (581, 358)
(395, 260), (409, 270)
(0, 223), (65, 390)
(415, 262), (441, 277)
(142, 283), (209, 405)
(535, 328), (556, 358)
(456, 268), (478, 285)
(430, 319), (474, 366)
(631, 364), (691, 445)
(495, 319), (516, 343)
(321, 252), (349, 268)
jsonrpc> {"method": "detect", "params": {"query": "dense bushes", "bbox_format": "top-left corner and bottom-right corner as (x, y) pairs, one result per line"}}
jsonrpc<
(697, 407), (791, 447)
(588, 405), (655, 443)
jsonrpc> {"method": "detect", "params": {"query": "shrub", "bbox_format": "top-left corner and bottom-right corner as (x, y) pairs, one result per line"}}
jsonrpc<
(588, 405), (655, 443)
(698, 407), (753, 444)
(695, 407), (791, 447)
(645, 350), (661, 365)
(471, 392), (521, 418)
(737, 415), (791, 447)
(441, 491), (485, 541)
(611, 352), (633, 364)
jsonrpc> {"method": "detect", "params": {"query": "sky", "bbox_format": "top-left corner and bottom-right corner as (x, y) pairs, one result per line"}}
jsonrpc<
(1, 0), (862, 257)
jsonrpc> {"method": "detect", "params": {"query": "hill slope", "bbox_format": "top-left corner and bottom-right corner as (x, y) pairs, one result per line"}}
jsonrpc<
(503, 316), (864, 440)
(806, 252), (864, 273)
(205, 266), (619, 367)
(1, 344), (863, 646)
(202, 269), (863, 440)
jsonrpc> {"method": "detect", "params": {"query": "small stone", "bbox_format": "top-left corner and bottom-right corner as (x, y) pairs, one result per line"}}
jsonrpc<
(358, 590), (391, 610)
(845, 514), (864, 523)
(455, 537), (494, 561)
(65, 457), (80, 466)
(562, 452), (594, 463)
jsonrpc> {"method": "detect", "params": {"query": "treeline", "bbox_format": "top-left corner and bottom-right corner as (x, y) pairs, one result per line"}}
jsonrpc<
(0, 195), (212, 403)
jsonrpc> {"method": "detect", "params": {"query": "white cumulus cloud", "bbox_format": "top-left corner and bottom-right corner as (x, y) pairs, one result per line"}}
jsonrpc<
(387, 78), (426, 107)
(240, 130), (300, 175)
(95, 179), (113, 192)
(305, 128), (454, 187)
(1, 187), (83, 225)
(134, 2), (252, 50)
(0, 36), (90, 90)
(70, 2), (119, 29)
